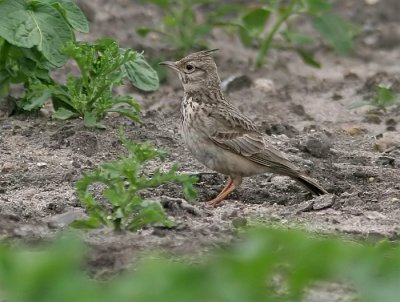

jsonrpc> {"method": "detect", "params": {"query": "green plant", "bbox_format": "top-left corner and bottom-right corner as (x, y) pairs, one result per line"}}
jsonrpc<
(0, 0), (89, 106)
(24, 39), (159, 128)
(237, 0), (355, 68)
(137, 0), (237, 56)
(351, 84), (400, 111)
(73, 131), (197, 231)
(2, 228), (400, 302)
(0, 235), (94, 302)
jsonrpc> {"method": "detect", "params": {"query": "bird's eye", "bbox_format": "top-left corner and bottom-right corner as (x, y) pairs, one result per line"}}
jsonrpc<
(186, 64), (194, 71)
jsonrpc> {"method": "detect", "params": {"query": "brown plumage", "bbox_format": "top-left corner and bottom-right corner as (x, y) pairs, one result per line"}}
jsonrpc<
(160, 50), (327, 206)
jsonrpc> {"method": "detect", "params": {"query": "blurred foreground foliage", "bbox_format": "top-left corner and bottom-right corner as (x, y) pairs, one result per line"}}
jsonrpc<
(1, 227), (400, 302)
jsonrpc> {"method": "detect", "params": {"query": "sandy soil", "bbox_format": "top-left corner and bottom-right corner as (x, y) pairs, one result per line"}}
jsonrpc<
(0, 0), (399, 287)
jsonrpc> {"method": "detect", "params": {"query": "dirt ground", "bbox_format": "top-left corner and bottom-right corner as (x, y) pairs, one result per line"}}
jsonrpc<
(1, 0), (400, 286)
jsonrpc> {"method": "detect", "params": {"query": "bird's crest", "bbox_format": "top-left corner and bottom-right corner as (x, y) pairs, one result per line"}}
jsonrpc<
(183, 49), (219, 61)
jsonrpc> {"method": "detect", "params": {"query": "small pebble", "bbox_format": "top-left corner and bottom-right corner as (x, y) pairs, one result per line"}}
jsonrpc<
(1, 162), (14, 173)
(365, 211), (387, 220)
(376, 156), (395, 167)
(301, 133), (332, 158)
(374, 132), (400, 152)
(46, 209), (86, 229)
(221, 209), (238, 220)
(152, 228), (168, 237)
(72, 160), (81, 168)
(221, 74), (252, 93)
(386, 118), (397, 127)
(254, 78), (276, 94)
(342, 127), (367, 136)
(362, 114), (381, 124)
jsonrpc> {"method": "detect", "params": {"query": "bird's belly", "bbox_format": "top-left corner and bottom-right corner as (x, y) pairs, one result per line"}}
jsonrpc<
(182, 126), (267, 177)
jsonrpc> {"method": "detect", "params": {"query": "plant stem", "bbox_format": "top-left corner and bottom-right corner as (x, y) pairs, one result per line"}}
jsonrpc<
(0, 40), (11, 96)
(255, 0), (298, 68)
(0, 40), (10, 68)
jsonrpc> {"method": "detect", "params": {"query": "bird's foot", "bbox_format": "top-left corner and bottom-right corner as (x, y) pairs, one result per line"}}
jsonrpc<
(206, 197), (224, 207)
(205, 177), (240, 207)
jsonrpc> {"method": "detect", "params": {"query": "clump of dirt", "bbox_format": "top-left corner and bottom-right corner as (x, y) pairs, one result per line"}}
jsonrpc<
(1, 0), (400, 284)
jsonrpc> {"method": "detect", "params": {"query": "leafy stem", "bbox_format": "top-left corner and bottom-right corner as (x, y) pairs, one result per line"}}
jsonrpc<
(256, 0), (298, 68)
(41, 39), (159, 127)
(73, 132), (198, 231)
(237, 0), (353, 68)
(0, 39), (10, 68)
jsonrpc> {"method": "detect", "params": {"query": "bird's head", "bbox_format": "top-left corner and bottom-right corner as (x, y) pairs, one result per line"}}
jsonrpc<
(159, 49), (220, 92)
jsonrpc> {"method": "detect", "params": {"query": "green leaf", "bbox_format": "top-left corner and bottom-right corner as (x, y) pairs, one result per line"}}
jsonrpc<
(350, 85), (400, 110)
(301, 0), (331, 14)
(124, 55), (159, 92)
(282, 30), (316, 45)
(83, 112), (106, 129)
(0, 72), (11, 97)
(49, 0), (89, 33)
(113, 96), (141, 113)
(238, 25), (254, 47)
(52, 92), (75, 111)
(182, 178), (198, 201)
(193, 24), (213, 37)
(376, 85), (396, 103)
(103, 188), (124, 206)
(23, 89), (52, 111)
(53, 107), (77, 119)
(74, 131), (197, 232)
(0, 0), (74, 66)
(92, 38), (116, 48)
(19, 47), (56, 71)
(128, 202), (171, 231)
(241, 8), (271, 37)
(108, 107), (142, 123)
(70, 217), (101, 230)
(295, 48), (321, 68)
(143, 0), (170, 8)
(164, 15), (178, 28)
(136, 27), (153, 37)
(312, 13), (353, 55)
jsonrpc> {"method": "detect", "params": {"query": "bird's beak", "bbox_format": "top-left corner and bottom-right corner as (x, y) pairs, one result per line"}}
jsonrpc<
(159, 61), (179, 72)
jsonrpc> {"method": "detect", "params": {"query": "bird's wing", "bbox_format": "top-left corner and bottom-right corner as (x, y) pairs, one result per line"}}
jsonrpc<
(209, 103), (300, 175)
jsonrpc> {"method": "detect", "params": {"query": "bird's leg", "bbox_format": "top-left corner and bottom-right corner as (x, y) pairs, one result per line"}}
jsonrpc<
(215, 177), (233, 197)
(204, 177), (233, 207)
(207, 176), (242, 207)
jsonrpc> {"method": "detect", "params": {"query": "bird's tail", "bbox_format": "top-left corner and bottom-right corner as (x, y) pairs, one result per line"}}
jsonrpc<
(293, 173), (327, 196)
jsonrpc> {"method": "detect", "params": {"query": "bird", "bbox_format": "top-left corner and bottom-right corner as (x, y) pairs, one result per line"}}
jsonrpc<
(159, 49), (327, 207)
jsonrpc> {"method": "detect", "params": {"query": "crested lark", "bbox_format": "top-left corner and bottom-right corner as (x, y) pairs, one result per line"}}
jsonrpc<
(160, 49), (327, 206)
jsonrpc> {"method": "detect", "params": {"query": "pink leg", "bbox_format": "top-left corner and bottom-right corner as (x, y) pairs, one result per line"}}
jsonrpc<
(206, 176), (242, 207)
